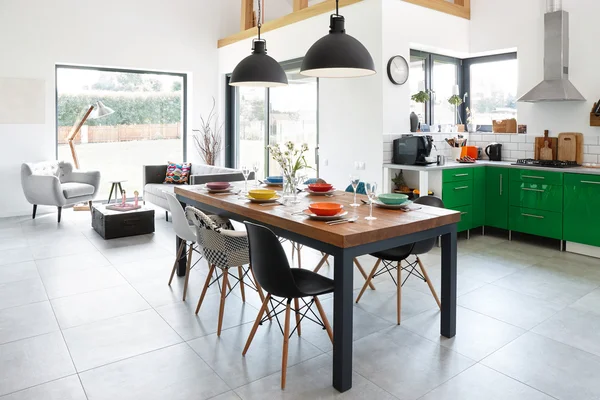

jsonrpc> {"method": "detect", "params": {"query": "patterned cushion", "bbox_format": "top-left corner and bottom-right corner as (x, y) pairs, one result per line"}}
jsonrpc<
(164, 162), (191, 184)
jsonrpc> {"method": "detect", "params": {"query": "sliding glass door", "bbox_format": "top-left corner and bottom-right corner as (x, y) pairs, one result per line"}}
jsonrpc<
(230, 61), (318, 179)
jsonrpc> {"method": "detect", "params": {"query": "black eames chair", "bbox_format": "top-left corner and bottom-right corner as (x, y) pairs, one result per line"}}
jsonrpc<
(355, 196), (443, 324)
(243, 221), (334, 390)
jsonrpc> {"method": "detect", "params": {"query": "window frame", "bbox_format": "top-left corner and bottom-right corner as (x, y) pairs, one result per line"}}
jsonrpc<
(225, 58), (320, 177)
(54, 64), (188, 161)
(461, 52), (518, 132)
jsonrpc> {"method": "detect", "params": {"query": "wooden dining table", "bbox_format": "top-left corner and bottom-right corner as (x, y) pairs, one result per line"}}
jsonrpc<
(174, 184), (460, 393)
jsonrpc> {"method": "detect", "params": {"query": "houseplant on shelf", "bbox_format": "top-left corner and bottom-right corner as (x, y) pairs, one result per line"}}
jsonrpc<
(410, 90), (430, 132)
(267, 142), (312, 203)
(192, 98), (223, 166)
(448, 93), (465, 132)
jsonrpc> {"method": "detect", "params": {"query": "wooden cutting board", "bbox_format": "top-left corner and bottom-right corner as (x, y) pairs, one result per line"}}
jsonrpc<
(534, 130), (558, 160)
(539, 141), (553, 160)
(557, 133), (578, 162)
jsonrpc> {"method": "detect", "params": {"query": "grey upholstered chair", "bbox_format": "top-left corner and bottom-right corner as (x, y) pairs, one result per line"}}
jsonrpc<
(21, 161), (101, 222)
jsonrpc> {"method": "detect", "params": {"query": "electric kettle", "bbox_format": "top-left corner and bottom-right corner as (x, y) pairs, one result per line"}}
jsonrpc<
(485, 143), (503, 161)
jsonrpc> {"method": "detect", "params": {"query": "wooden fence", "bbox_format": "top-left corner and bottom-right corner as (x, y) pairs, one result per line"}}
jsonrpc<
(58, 123), (182, 144)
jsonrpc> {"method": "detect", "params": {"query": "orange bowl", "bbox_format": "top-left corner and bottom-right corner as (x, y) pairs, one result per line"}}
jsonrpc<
(308, 202), (343, 216)
(308, 183), (334, 192)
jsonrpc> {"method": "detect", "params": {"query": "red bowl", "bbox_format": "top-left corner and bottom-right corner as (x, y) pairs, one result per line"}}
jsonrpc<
(206, 182), (230, 190)
(308, 183), (334, 192)
(308, 202), (343, 216)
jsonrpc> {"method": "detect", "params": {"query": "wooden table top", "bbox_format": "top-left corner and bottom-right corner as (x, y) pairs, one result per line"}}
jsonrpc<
(175, 184), (460, 248)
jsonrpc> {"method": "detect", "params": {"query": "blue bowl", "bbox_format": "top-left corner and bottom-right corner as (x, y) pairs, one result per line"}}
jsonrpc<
(378, 193), (409, 205)
(266, 176), (283, 183)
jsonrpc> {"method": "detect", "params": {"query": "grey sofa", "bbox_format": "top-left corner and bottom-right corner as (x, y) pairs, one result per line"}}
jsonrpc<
(143, 164), (253, 219)
(21, 161), (101, 222)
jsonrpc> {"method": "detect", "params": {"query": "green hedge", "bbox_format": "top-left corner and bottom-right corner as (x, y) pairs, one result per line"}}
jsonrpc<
(57, 91), (182, 127)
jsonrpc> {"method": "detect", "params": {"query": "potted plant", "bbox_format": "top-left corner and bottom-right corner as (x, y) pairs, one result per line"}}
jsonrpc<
(410, 90), (430, 132)
(267, 142), (312, 203)
(448, 93), (465, 132)
(192, 98), (223, 166)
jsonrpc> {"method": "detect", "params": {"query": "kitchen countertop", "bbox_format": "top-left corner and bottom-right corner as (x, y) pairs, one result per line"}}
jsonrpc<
(383, 161), (600, 175)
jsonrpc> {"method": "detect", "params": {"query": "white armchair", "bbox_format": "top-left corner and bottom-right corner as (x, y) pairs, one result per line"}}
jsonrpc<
(21, 161), (101, 222)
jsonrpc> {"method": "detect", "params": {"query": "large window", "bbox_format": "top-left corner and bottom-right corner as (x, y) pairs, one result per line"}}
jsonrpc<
(56, 66), (186, 198)
(463, 53), (518, 131)
(228, 60), (318, 178)
(410, 50), (461, 127)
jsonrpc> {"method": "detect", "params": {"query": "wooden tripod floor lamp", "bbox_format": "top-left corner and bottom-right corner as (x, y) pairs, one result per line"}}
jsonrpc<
(66, 101), (114, 210)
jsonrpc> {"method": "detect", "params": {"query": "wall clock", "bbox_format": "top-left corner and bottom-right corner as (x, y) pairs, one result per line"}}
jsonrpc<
(387, 55), (409, 85)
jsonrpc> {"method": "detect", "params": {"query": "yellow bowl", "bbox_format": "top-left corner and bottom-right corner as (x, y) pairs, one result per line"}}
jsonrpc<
(248, 189), (276, 200)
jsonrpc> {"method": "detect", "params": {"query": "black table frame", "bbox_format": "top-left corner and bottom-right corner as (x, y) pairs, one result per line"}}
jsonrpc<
(175, 194), (457, 393)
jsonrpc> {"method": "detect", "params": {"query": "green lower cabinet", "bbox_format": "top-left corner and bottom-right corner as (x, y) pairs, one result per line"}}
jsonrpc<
(508, 181), (563, 212)
(563, 173), (600, 247)
(472, 167), (486, 228)
(454, 205), (473, 233)
(508, 206), (563, 240)
(442, 180), (473, 209)
(485, 167), (509, 229)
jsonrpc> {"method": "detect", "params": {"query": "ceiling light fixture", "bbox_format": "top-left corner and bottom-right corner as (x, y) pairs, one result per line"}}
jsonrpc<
(300, 0), (376, 78)
(230, 0), (288, 87)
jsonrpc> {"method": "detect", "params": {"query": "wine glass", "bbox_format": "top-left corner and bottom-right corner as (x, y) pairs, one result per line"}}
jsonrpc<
(350, 174), (360, 207)
(364, 182), (377, 221)
(241, 165), (250, 194)
(252, 161), (260, 187)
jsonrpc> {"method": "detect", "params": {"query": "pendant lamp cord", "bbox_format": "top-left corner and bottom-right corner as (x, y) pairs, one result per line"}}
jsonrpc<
(336, 0), (339, 16)
(257, 0), (262, 40)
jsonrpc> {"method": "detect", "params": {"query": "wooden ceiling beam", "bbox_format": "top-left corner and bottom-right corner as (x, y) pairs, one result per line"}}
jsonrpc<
(240, 0), (254, 31)
(403, 0), (470, 20)
(293, 0), (309, 12)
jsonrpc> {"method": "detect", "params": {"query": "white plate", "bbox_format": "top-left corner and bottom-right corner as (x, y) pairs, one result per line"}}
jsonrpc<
(206, 187), (232, 193)
(246, 195), (281, 203)
(305, 188), (336, 196)
(373, 199), (413, 209)
(303, 210), (348, 221)
(263, 182), (283, 187)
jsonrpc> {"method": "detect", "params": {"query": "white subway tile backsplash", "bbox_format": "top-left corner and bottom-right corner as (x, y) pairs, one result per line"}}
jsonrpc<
(518, 142), (533, 151)
(502, 142), (519, 151)
(583, 154), (598, 164)
(511, 135), (527, 143)
(586, 136), (599, 146)
(526, 135), (537, 143)
(588, 145), (600, 155)
(525, 151), (535, 159)
(469, 134), (482, 141)
(511, 150), (526, 159)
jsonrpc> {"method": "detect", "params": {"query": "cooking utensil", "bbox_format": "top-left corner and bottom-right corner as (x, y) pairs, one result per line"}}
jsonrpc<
(534, 130), (558, 160)
(326, 217), (358, 225)
(558, 132), (577, 162)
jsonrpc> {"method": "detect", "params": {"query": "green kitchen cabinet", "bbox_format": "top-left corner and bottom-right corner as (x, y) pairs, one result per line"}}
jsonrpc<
(508, 181), (564, 212)
(442, 180), (474, 209)
(509, 206), (563, 240)
(454, 205), (473, 233)
(442, 168), (473, 183)
(485, 167), (509, 229)
(442, 167), (474, 232)
(473, 167), (486, 228)
(563, 173), (600, 247)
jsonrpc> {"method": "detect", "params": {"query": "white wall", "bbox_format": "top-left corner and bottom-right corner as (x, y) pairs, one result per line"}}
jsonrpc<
(218, 0), (384, 189)
(470, 0), (600, 149)
(0, 0), (221, 217)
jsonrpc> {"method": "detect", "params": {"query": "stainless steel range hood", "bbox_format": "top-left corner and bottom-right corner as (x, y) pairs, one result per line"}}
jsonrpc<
(518, 10), (585, 102)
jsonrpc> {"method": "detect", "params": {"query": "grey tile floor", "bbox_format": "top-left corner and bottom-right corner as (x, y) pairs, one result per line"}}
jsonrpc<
(1, 208), (600, 399)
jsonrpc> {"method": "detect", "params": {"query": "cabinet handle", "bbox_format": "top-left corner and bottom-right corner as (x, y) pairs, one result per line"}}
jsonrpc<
(454, 186), (469, 190)
(499, 174), (503, 196)
(521, 187), (544, 193)
(581, 180), (600, 185)
(522, 213), (544, 219)
(454, 173), (469, 177)
(522, 175), (545, 180)
(460, 211), (468, 215)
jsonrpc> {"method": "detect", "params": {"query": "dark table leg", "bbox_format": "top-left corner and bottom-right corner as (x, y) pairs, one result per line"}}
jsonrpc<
(176, 200), (187, 277)
(107, 183), (115, 204)
(440, 226), (457, 338)
(332, 250), (353, 392)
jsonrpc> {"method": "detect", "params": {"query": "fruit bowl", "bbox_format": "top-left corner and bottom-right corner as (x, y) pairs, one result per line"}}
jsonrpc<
(206, 182), (231, 190)
(248, 189), (277, 200)
(308, 183), (334, 192)
(378, 193), (409, 205)
(308, 202), (343, 216)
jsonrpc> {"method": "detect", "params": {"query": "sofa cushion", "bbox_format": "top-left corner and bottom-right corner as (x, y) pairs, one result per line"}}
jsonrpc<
(192, 164), (237, 175)
(31, 161), (60, 177)
(164, 162), (191, 184)
(62, 182), (95, 199)
(145, 183), (178, 197)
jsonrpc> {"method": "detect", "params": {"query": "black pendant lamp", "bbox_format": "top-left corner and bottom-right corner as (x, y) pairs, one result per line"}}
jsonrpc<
(230, 0), (288, 87)
(301, 0), (375, 78)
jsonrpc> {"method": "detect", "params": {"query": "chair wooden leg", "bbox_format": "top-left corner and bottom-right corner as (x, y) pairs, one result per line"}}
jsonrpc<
(281, 300), (291, 390)
(250, 266), (271, 321)
(322, 252), (330, 266)
(169, 241), (186, 286)
(417, 257), (441, 309)
(196, 264), (215, 314)
(182, 243), (193, 301)
(314, 296), (333, 344)
(243, 293), (271, 356)
(238, 266), (246, 303)
(355, 259), (381, 303)
(397, 261), (402, 325)
(217, 268), (229, 336)
(354, 258), (376, 290)
(293, 298), (301, 336)
(313, 254), (329, 274)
